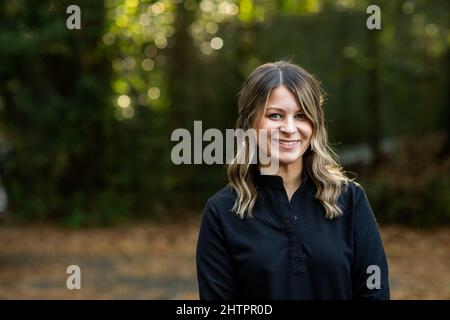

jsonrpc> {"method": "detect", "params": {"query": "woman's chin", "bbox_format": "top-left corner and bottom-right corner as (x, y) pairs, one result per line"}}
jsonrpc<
(275, 152), (302, 166)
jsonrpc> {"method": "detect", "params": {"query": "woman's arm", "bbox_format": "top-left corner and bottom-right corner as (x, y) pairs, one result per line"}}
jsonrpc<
(351, 185), (390, 299)
(196, 199), (238, 299)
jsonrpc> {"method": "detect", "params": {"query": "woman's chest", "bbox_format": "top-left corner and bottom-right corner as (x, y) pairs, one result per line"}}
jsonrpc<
(225, 206), (353, 277)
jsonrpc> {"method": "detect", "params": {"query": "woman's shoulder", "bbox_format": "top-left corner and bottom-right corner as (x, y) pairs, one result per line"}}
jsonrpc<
(203, 185), (237, 214)
(343, 179), (366, 196)
(199, 185), (239, 229)
(338, 179), (369, 212)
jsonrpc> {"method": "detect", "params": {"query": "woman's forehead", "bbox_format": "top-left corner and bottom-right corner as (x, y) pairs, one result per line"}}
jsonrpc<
(267, 86), (302, 112)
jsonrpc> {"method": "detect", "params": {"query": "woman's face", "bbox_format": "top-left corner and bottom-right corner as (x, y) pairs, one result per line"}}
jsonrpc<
(257, 85), (313, 167)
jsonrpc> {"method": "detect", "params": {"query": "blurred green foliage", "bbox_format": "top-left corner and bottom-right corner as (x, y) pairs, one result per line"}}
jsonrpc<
(361, 132), (450, 227)
(0, 0), (448, 227)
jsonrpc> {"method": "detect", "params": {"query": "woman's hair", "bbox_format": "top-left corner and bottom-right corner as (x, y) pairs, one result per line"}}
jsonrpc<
(226, 60), (349, 219)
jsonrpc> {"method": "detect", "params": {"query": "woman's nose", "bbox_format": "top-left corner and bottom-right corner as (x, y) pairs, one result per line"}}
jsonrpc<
(280, 117), (296, 134)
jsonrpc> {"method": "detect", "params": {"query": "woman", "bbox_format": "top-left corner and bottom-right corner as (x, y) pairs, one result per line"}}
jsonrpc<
(196, 61), (389, 299)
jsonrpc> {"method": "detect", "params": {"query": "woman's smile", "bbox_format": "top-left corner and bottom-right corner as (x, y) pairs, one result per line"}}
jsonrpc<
(273, 139), (301, 150)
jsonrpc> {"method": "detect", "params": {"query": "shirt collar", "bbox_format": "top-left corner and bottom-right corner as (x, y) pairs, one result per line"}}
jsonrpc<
(253, 165), (309, 190)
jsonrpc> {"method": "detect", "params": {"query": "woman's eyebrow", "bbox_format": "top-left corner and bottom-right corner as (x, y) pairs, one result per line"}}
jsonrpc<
(266, 107), (303, 113)
(266, 107), (284, 112)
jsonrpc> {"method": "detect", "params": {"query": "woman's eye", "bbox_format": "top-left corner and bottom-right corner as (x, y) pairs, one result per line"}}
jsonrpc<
(296, 113), (306, 120)
(268, 113), (282, 119)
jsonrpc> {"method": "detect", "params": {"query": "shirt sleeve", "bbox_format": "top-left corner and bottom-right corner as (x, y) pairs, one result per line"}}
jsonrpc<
(196, 199), (238, 299)
(351, 185), (390, 300)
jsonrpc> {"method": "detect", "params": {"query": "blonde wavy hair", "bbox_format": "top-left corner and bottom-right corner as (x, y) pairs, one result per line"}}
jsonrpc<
(226, 60), (349, 219)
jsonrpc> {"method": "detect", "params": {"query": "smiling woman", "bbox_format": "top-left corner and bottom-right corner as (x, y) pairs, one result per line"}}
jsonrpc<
(257, 85), (314, 194)
(196, 60), (390, 300)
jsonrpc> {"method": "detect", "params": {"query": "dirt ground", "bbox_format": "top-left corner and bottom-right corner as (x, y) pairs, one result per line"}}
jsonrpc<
(0, 217), (449, 299)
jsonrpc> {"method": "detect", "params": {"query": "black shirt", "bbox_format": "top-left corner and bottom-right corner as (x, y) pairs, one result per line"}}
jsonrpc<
(196, 170), (390, 299)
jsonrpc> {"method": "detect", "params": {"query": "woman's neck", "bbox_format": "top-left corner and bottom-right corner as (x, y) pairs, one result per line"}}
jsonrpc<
(277, 160), (303, 193)
(258, 160), (303, 201)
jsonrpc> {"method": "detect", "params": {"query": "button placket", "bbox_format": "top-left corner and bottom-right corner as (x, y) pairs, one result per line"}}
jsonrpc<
(256, 171), (309, 275)
(280, 196), (305, 274)
(290, 192), (306, 274)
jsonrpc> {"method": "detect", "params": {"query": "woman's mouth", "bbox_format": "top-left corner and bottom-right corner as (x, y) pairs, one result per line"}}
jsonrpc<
(274, 139), (300, 150)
